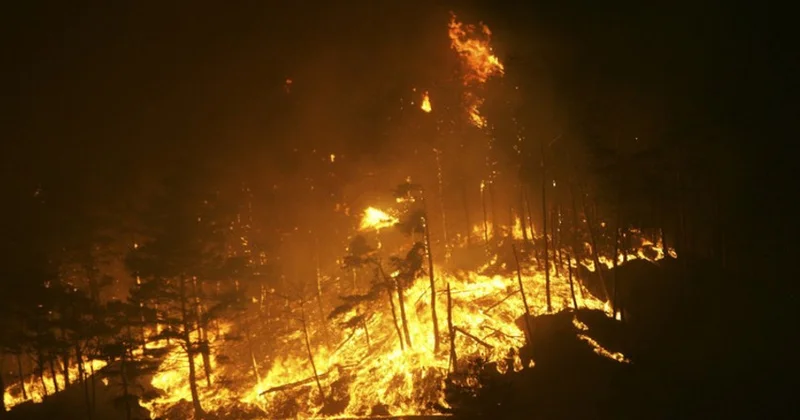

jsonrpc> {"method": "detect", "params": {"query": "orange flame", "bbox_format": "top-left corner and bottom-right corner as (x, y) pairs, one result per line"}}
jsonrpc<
(448, 13), (504, 128)
(359, 207), (399, 231)
(448, 13), (504, 85)
(421, 91), (432, 113)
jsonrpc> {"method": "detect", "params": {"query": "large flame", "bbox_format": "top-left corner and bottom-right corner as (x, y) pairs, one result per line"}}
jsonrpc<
(448, 13), (505, 85)
(359, 207), (399, 231)
(448, 13), (504, 128)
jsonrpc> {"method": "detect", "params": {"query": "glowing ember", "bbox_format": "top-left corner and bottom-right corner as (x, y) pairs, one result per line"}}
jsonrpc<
(421, 91), (432, 112)
(359, 207), (399, 231)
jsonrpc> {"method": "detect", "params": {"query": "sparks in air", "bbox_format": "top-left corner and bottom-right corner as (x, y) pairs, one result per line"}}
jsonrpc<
(359, 207), (399, 231)
(421, 91), (432, 113)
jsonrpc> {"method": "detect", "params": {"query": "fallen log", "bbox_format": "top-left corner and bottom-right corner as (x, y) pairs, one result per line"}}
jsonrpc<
(454, 326), (494, 349)
(259, 370), (332, 395)
(483, 288), (520, 313)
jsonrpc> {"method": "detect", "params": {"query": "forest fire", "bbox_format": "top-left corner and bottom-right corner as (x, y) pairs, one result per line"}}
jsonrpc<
(6, 4), (749, 420)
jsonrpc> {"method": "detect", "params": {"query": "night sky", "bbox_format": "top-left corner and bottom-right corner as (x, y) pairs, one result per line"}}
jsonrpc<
(2, 1), (791, 295)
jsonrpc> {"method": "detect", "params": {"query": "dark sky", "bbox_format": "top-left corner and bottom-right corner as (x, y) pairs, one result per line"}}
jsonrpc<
(2, 1), (789, 239)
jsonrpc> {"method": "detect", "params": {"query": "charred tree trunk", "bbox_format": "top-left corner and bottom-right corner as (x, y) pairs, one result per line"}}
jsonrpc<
(244, 321), (261, 385)
(300, 306), (326, 402)
(190, 277), (213, 388)
(541, 147), (552, 312)
(581, 189), (610, 301)
(362, 314), (371, 350)
(48, 355), (60, 393)
(447, 283), (457, 372)
(16, 353), (28, 401)
(422, 202), (441, 353)
(58, 328), (71, 389)
(461, 179), (472, 245)
(38, 357), (49, 399)
(434, 148), (449, 260)
(89, 347), (96, 413)
(570, 185), (585, 262)
(612, 226), (620, 318)
(552, 208), (560, 277)
(314, 238), (328, 332)
(180, 277), (204, 418)
(396, 278), (412, 349)
(520, 186), (529, 243)
(567, 254), (579, 309)
(481, 181), (490, 247)
(525, 190), (539, 267)
(489, 182), (499, 239)
(378, 266), (405, 351)
(120, 354), (132, 420)
(1, 356), (6, 413)
(511, 244), (534, 344)
(76, 344), (92, 420)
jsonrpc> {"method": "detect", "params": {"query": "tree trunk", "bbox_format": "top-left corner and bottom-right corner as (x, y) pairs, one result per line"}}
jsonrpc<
(191, 277), (213, 388)
(180, 277), (204, 418)
(612, 226), (620, 318)
(396, 278), (412, 349)
(447, 283), (457, 372)
(525, 189), (539, 267)
(244, 321), (261, 385)
(362, 313), (371, 350)
(567, 254), (579, 310)
(511, 244), (534, 343)
(552, 208), (559, 277)
(16, 353), (28, 401)
(48, 356), (60, 393)
(461, 179), (472, 245)
(314, 237), (329, 332)
(569, 185), (584, 262)
(434, 148), (449, 261)
(581, 189), (610, 301)
(489, 182), (499, 239)
(76, 344), (92, 420)
(520, 186), (529, 243)
(1, 356), (6, 412)
(480, 181), (490, 247)
(541, 157), (552, 313)
(300, 306), (325, 402)
(89, 351), (96, 413)
(120, 354), (132, 420)
(378, 265), (405, 351)
(58, 327), (71, 389)
(38, 359), (49, 399)
(422, 199), (441, 353)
